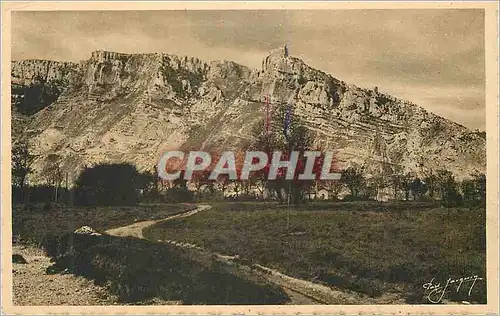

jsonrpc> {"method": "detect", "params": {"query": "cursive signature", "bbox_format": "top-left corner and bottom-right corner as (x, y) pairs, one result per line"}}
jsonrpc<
(423, 275), (483, 303)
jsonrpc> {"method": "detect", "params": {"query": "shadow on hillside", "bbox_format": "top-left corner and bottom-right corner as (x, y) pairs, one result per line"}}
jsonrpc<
(43, 232), (289, 305)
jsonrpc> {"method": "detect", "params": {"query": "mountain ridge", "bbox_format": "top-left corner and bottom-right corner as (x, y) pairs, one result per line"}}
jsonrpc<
(11, 50), (476, 132)
(11, 46), (485, 183)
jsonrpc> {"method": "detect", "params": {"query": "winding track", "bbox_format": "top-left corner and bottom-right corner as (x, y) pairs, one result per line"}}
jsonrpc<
(105, 204), (403, 305)
(105, 204), (211, 238)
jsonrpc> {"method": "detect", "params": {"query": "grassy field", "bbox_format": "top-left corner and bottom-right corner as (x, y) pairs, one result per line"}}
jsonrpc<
(144, 201), (487, 303)
(12, 203), (193, 246)
(12, 203), (288, 305)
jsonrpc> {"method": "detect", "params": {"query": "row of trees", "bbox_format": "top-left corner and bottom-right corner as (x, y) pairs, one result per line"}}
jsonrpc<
(11, 103), (486, 206)
(12, 162), (486, 207)
(330, 166), (485, 206)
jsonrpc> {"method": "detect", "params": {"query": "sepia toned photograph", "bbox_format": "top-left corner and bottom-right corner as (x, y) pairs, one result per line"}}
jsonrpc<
(1, 2), (499, 315)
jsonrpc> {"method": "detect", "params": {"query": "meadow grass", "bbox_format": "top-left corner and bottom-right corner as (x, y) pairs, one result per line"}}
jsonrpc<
(12, 203), (193, 246)
(144, 201), (487, 303)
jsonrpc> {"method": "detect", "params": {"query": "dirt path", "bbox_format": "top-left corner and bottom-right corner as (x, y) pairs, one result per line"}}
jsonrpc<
(106, 204), (404, 305)
(105, 204), (211, 238)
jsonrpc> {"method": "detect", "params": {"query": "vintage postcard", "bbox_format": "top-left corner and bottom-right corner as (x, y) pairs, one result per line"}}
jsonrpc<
(1, 1), (499, 315)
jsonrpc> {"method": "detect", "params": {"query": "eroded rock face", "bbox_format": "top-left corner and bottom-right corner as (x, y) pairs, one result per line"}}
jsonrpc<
(11, 48), (485, 183)
(11, 60), (78, 85)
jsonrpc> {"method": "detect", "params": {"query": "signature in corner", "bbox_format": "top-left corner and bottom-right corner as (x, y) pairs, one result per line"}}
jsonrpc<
(423, 275), (483, 304)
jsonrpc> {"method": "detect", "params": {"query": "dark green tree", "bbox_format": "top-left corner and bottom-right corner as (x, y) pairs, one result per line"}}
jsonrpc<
(74, 163), (143, 206)
(390, 168), (413, 200)
(423, 170), (438, 199)
(364, 175), (385, 200)
(41, 154), (64, 202)
(461, 172), (486, 205)
(409, 177), (428, 200)
(251, 103), (315, 204)
(341, 166), (365, 198)
(436, 169), (462, 205)
(12, 140), (35, 202)
(473, 172), (486, 203)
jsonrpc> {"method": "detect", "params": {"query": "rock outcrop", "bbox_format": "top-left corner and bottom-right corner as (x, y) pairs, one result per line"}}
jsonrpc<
(74, 226), (102, 236)
(11, 59), (78, 86)
(11, 47), (485, 183)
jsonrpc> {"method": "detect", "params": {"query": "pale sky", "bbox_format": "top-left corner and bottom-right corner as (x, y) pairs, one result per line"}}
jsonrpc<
(12, 10), (485, 130)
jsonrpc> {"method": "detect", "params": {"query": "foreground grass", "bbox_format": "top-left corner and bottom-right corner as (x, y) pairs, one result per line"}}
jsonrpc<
(43, 233), (288, 304)
(144, 201), (487, 303)
(13, 203), (289, 304)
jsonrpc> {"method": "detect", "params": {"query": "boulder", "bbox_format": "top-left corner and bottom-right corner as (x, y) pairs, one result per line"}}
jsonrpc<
(74, 226), (102, 236)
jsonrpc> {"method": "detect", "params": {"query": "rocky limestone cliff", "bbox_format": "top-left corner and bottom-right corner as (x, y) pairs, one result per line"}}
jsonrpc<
(11, 46), (485, 183)
(11, 59), (78, 86)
